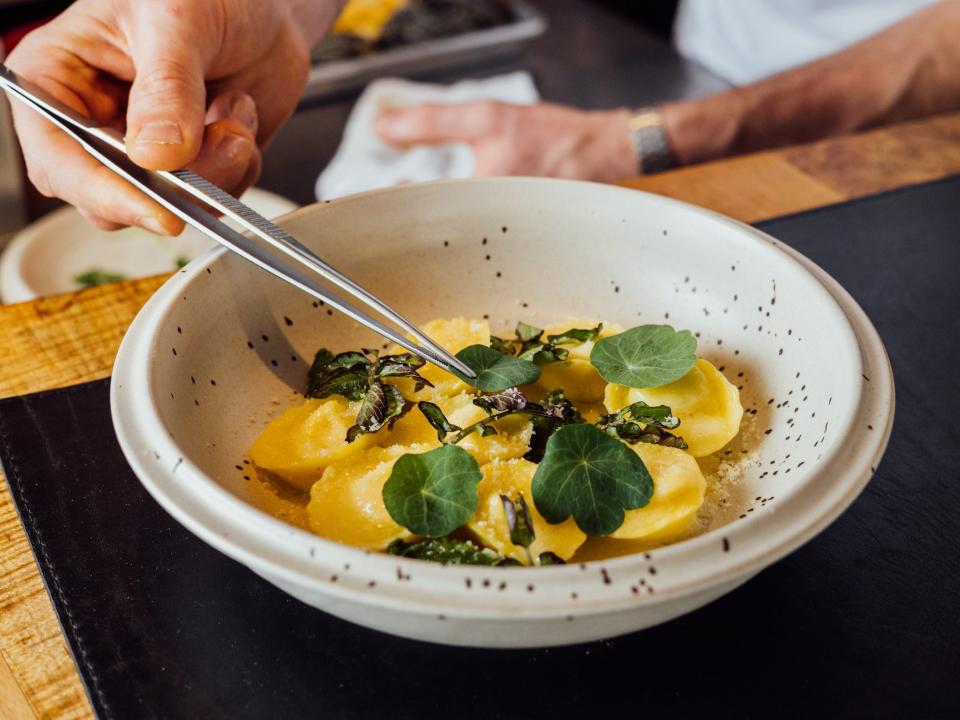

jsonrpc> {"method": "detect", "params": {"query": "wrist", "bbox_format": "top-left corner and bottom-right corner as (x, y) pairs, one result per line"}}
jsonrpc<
(660, 91), (744, 165)
(584, 108), (636, 181)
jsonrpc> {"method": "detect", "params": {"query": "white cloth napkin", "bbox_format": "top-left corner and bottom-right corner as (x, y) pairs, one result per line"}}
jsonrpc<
(315, 71), (539, 201)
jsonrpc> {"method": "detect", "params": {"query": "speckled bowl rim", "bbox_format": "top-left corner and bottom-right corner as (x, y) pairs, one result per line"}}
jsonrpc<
(111, 178), (894, 621)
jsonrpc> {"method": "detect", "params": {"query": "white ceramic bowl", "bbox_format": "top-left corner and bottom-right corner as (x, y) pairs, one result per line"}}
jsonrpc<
(111, 178), (893, 648)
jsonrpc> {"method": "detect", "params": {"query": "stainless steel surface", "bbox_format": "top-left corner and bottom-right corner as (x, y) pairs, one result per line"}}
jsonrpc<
(304, 1), (546, 101)
(0, 63), (475, 378)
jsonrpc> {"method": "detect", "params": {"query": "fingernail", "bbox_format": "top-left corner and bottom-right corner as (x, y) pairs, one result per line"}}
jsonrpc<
(134, 120), (183, 146)
(137, 215), (169, 235)
(229, 94), (258, 131)
(219, 133), (252, 166)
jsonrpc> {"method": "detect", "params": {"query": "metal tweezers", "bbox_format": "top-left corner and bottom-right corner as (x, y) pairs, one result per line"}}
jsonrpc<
(0, 62), (475, 378)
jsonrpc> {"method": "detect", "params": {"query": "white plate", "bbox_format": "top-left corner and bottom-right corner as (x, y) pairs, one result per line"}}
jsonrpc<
(0, 187), (297, 303)
(111, 178), (894, 647)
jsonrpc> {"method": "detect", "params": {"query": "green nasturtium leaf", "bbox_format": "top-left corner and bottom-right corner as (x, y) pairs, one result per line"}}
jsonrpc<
(590, 325), (697, 389)
(386, 538), (502, 565)
(454, 344), (541, 392)
(532, 424), (654, 536)
(382, 445), (482, 537)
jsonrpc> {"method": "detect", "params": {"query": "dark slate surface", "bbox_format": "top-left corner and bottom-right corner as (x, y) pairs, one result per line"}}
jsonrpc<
(2, 176), (959, 719)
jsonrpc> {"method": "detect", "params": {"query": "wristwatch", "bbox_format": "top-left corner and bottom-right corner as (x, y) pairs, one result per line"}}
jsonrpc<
(628, 106), (676, 175)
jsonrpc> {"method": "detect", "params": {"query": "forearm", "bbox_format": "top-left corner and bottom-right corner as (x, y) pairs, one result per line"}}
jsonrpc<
(660, 0), (960, 165)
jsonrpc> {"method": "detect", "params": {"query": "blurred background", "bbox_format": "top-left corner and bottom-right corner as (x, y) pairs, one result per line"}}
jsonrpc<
(0, 0), (730, 299)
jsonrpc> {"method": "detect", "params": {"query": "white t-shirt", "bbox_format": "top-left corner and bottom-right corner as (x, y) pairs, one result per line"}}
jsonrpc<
(675, 0), (940, 85)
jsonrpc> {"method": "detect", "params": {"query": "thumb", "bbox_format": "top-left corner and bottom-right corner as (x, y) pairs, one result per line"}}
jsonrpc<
(125, 9), (208, 170)
(374, 102), (504, 146)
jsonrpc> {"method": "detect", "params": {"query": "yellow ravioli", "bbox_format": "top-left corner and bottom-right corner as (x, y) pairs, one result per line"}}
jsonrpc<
(389, 317), (491, 398)
(249, 396), (373, 492)
(307, 444), (428, 550)
(543, 321), (624, 362)
(446, 397), (533, 465)
(578, 402), (608, 424)
(374, 391), (532, 464)
(371, 389), (446, 448)
(534, 321), (624, 402)
(604, 358), (743, 457)
(468, 458), (586, 564)
(536, 360), (607, 403)
(610, 443), (706, 540)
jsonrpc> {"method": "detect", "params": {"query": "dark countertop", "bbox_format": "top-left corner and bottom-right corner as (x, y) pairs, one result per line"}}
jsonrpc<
(259, 0), (727, 205)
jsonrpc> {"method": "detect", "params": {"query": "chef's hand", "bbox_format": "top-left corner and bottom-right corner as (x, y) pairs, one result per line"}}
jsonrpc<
(374, 101), (636, 182)
(6, 0), (340, 235)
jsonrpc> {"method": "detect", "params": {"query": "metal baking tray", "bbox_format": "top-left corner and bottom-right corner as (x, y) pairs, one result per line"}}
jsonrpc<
(303, 1), (546, 101)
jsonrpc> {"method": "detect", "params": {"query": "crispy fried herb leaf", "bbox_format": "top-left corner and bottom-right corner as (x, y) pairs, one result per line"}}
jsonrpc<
(515, 321), (544, 343)
(308, 349), (431, 433)
(417, 395), (525, 445)
(546, 323), (603, 346)
(500, 493), (536, 548)
(454, 344), (540, 392)
(532, 424), (653, 536)
(523, 389), (583, 463)
(327, 350), (371, 370)
(305, 349), (370, 400)
(487, 322), (599, 366)
(307, 348), (335, 384)
(490, 335), (514, 355)
(595, 400), (687, 448)
(450, 411), (507, 443)
(382, 445), (482, 537)
(622, 401), (680, 428)
(538, 551), (565, 566)
(473, 387), (528, 413)
(537, 388), (585, 422)
(611, 425), (688, 448)
(417, 400), (462, 442)
(591, 325), (697, 388)
(346, 382), (410, 442)
(518, 344), (569, 363)
(377, 353), (433, 392)
(386, 538), (502, 566)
